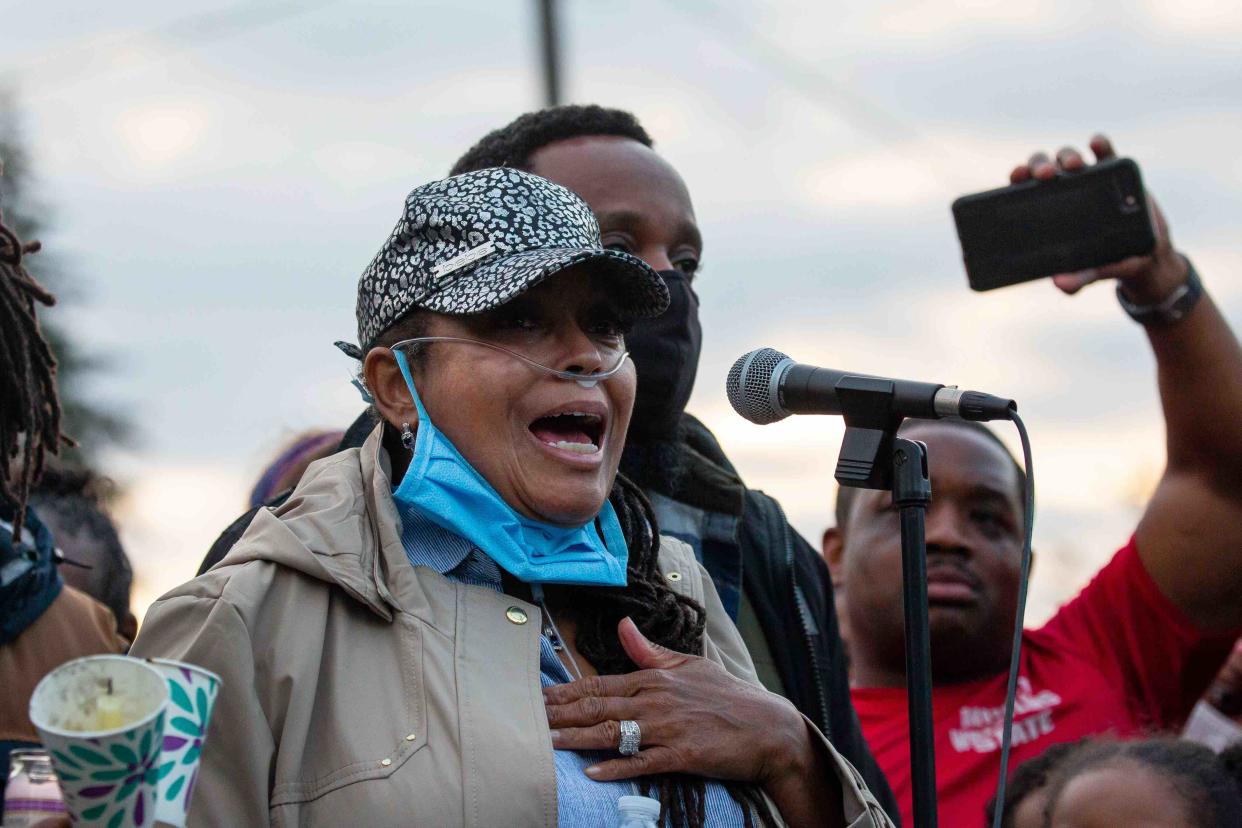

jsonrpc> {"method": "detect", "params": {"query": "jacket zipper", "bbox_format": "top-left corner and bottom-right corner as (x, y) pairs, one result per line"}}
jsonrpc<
(773, 501), (832, 739)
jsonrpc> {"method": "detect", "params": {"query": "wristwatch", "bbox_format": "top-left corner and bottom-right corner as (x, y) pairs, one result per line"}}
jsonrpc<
(1116, 255), (1203, 327)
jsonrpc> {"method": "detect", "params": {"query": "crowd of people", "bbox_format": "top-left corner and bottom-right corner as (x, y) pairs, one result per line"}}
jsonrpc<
(2, 105), (1241, 827)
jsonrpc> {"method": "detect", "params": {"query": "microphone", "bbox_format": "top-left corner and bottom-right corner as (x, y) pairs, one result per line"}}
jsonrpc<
(726, 347), (1016, 425)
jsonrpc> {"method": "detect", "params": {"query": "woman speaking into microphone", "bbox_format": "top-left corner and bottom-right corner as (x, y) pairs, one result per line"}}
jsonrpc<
(131, 168), (888, 827)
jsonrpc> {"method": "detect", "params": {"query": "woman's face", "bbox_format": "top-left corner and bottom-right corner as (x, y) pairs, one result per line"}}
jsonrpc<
(381, 266), (637, 526)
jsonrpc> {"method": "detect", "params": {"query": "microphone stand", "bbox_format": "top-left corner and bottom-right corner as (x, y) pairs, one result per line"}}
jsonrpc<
(834, 377), (938, 828)
(893, 438), (936, 828)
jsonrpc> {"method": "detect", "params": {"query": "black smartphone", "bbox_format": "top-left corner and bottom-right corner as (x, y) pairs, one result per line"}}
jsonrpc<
(951, 157), (1156, 292)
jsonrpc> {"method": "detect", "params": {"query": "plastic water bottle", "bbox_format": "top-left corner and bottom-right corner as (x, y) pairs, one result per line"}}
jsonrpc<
(616, 794), (661, 828)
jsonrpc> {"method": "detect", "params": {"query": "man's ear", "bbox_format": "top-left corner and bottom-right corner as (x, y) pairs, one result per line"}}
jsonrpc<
(363, 347), (417, 428)
(822, 526), (846, 587)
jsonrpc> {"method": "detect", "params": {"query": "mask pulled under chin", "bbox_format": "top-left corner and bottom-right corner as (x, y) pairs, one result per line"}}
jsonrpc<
(388, 350), (630, 587)
(625, 269), (702, 438)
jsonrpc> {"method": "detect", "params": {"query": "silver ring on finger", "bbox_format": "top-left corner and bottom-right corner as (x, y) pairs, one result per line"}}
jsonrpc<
(617, 719), (641, 756)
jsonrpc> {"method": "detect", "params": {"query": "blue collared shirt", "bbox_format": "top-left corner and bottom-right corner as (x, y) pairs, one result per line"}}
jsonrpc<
(397, 506), (749, 827)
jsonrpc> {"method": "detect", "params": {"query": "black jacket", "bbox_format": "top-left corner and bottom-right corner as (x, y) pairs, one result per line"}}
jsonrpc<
(198, 411), (900, 823)
(672, 415), (900, 823)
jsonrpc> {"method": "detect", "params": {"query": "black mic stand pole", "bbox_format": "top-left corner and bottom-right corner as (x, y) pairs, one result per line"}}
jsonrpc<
(893, 438), (936, 828)
(834, 377), (938, 828)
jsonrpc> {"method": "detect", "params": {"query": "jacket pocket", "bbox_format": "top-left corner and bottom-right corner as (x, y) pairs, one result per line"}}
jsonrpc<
(269, 614), (428, 808)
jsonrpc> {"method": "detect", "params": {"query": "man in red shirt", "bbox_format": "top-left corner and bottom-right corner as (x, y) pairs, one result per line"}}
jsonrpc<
(822, 135), (1242, 827)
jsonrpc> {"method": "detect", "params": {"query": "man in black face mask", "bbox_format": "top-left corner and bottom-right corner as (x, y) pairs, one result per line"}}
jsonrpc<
(195, 106), (899, 823)
(626, 268), (702, 438)
(620, 267), (704, 491)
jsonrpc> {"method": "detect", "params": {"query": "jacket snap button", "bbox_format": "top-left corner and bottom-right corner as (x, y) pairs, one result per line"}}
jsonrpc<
(666, 572), (682, 582)
(506, 607), (529, 625)
(380, 758), (392, 767)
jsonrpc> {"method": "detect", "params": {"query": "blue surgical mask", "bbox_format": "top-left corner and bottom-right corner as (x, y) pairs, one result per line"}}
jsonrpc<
(389, 350), (630, 587)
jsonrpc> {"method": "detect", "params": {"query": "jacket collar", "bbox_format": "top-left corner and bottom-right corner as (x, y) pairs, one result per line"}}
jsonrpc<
(217, 422), (426, 623)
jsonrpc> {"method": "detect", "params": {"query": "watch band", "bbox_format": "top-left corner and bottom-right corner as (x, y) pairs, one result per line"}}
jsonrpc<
(1116, 256), (1203, 328)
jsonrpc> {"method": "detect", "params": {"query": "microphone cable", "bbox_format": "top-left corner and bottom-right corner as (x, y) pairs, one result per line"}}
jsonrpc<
(989, 411), (1036, 828)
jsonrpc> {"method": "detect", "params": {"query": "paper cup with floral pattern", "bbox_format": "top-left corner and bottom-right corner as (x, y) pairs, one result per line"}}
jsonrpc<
(29, 655), (169, 827)
(144, 658), (222, 827)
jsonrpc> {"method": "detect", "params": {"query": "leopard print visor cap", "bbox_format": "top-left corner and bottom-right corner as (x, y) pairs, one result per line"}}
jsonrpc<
(339, 167), (669, 357)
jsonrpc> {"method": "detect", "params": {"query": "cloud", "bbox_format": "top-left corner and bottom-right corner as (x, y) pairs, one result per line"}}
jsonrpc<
(871, 0), (1055, 38)
(1140, 0), (1242, 36)
(113, 101), (210, 171)
(310, 140), (425, 190)
(109, 458), (251, 620)
(800, 151), (944, 209)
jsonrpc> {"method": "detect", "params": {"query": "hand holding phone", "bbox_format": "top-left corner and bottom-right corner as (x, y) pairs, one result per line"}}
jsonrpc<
(953, 136), (1181, 301)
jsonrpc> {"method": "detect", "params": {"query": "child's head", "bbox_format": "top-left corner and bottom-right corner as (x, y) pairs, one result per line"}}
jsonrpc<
(998, 738), (1242, 828)
(986, 741), (1083, 828)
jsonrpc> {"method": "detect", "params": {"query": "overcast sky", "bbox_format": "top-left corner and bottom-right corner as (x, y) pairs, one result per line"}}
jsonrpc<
(5, 0), (1241, 622)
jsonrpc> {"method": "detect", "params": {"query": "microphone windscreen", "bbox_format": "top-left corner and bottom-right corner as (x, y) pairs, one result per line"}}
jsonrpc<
(727, 347), (792, 424)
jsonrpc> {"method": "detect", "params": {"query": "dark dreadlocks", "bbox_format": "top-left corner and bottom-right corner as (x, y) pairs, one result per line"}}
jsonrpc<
(0, 195), (69, 539)
(376, 315), (778, 827)
(450, 104), (653, 176)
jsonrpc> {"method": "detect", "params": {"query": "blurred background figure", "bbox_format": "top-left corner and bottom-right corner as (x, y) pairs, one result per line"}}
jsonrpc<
(1185, 639), (1242, 751)
(197, 428), (344, 575)
(0, 179), (125, 808)
(29, 462), (137, 642)
(246, 428), (345, 509)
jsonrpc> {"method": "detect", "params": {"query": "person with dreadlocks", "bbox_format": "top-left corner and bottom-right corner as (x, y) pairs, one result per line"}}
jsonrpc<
(0, 185), (125, 801)
(0, 180), (61, 535)
(132, 168), (890, 827)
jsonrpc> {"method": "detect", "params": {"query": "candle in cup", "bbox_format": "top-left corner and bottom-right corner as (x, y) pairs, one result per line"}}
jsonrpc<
(95, 678), (125, 730)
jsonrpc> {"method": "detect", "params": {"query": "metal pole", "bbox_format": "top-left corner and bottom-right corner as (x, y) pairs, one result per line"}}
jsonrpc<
(895, 438), (937, 827)
(536, 0), (562, 107)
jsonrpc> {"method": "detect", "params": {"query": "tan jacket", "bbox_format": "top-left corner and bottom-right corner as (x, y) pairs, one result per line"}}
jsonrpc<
(1, 586), (127, 743)
(132, 426), (891, 827)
